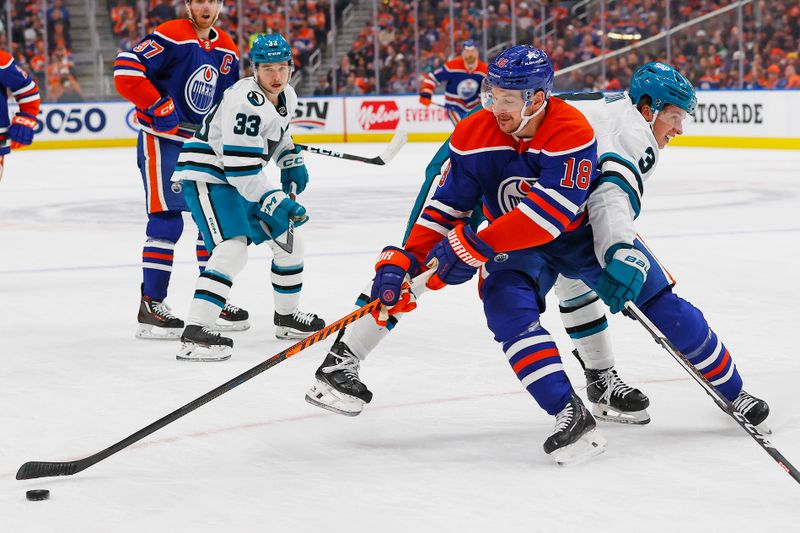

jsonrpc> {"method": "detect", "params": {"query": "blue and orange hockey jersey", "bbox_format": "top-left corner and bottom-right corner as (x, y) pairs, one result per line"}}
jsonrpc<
(0, 50), (40, 155)
(421, 57), (488, 114)
(114, 19), (239, 142)
(405, 98), (598, 260)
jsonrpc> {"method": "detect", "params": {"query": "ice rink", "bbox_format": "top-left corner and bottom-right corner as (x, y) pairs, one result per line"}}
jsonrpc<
(2, 142), (799, 531)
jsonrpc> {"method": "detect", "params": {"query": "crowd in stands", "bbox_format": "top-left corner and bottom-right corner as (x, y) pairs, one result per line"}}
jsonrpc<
(3, 0), (82, 101)
(332, 0), (800, 95)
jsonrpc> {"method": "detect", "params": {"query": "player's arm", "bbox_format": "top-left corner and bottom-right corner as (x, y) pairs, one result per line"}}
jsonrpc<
(271, 87), (309, 195)
(0, 52), (41, 148)
(477, 141), (598, 252)
(419, 65), (445, 106)
(114, 33), (178, 134)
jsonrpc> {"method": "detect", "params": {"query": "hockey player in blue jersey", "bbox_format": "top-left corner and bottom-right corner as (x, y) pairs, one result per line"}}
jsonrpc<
(308, 49), (771, 464)
(171, 33), (325, 361)
(0, 49), (41, 180)
(419, 40), (488, 125)
(115, 0), (249, 340)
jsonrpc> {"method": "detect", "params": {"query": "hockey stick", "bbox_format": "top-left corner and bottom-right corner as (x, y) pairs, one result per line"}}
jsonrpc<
(624, 302), (800, 485)
(16, 269), (435, 481)
(294, 130), (408, 166)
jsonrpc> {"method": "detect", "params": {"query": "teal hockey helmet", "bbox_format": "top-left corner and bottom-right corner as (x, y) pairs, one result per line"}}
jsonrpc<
(629, 62), (696, 114)
(251, 33), (293, 68)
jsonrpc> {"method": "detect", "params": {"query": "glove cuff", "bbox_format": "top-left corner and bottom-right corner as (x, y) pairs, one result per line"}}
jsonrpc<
(448, 225), (491, 266)
(148, 96), (175, 117)
(375, 246), (421, 276)
(608, 243), (649, 274)
(12, 113), (38, 128)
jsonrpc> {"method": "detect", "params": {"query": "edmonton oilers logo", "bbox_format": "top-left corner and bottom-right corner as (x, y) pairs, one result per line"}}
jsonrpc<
(456, 78), (479, 99)
(497, 176), (536, 213)
(185, 65), (219, 115)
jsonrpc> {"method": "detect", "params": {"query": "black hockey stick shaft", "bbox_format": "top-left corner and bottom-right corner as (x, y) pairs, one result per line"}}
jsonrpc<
(625, 302), (800, 485)
(292, 144), (385, 165)
(17, 300), (381, 480)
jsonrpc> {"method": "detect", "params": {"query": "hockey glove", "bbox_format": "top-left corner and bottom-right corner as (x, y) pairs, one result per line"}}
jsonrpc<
(277, 146), (309, 195)
(418, 92), (432, 107)
(370, 246), (422, 326)
(256, 189), (308, 238)
(425, 225), (494, 290)
(596, 244), (650, 314)
(8, 112), (38, 148)
(146, 96), (179, 135)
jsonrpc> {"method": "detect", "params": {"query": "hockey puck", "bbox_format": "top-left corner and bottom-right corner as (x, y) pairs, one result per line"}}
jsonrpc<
(26, 489), (50, 501)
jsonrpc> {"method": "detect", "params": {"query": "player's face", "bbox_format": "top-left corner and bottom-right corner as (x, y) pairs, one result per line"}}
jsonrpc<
(653, 104), (688, 149)
(486, 87), (526, 133)
(462, 47), (478, 66)
(256, 62), (291, 96)
(188, 0), (221, 30)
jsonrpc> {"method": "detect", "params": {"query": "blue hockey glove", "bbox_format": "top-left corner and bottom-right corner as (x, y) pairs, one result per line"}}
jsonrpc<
(256, 189), (308, 237)
(277, 146), (309, 195)
(8, 112), (38, 148)
(146, 96), (179, 135)
(596, 244), (650, 314)
(425, 225), (494, 290)
(370, 246), (422, 325)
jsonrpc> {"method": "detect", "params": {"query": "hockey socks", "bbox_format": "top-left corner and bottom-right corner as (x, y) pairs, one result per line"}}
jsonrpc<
(142, 239), (175, 301)
(187, 270), (233, 327)
(271, 261), (303, 314)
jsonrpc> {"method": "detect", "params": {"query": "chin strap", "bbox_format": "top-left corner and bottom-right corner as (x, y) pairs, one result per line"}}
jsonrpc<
(513, 99), (548, 137)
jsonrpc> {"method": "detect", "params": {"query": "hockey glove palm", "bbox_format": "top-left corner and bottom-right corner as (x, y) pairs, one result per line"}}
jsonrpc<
(146, 96), (179, 135)
(418, 92), (432, 107)
(370, 246), (422, 326)
(425, 225), (494, 290)
(8, 112), (38, 148)
(596, 244), (650, 314)
(277, 146), (309, 195)
(257, 189), (308, 237)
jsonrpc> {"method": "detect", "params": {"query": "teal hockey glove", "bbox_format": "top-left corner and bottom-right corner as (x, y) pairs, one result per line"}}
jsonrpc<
(277, 146), (309, 195)
(257, 189), (308, 237)
(596, 244), (649, 314)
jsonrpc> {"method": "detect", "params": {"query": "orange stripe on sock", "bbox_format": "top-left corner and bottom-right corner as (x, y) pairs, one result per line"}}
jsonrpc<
(512, 347), (559, 374)
(704, 350), (730, 380)
(143, 251), (173, 261)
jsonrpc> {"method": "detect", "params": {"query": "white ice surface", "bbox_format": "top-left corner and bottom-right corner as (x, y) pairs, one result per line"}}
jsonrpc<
(1, 143), (799, 532)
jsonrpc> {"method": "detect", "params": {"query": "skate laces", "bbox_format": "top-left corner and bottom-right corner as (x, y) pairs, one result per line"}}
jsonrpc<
(323, 351), (361, 380)
(153, 301), (179, 320)
(733, 391), (758, 414)
(595, 368), (635, 404)
(291, 310), (318, 326)
(552, 403), (575, 434)
(223, 303), (241, 314)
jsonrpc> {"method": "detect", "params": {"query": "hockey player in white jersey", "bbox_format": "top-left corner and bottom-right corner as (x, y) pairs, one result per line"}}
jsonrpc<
(307, 62), (770, 441)
(172, 33), (325, 361)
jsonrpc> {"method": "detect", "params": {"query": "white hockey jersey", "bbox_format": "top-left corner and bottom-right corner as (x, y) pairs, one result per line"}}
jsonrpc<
(173, 77), (298, 203)
(562, 92), (660, 266)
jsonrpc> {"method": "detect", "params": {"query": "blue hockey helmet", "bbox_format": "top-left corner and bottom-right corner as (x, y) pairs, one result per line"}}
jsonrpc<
(629, 62), (696, 114)
(483, 45), (554, 104)
(251, 33), (293, 68)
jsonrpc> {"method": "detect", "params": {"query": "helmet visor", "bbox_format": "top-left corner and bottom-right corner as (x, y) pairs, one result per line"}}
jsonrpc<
(656, 105), (689, 131)
(480, 78), (527, 114)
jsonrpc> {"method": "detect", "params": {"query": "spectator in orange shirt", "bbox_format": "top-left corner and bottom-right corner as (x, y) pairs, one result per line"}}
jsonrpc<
(762, 64), (782, 89)
(780, 64), (800, 88)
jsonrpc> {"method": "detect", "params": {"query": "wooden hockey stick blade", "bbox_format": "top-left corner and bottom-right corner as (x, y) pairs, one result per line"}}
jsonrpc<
(16, 268), (436, 480)
(624, 302), (800, 485)
(295, 130), (408, 166)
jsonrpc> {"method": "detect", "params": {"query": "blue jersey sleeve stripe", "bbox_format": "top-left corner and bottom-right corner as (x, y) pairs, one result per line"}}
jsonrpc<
(598, 172), (642, 218)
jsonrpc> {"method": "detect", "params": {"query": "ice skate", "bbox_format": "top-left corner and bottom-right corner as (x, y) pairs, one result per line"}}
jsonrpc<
(584, 363), (651, 425)
(215, 303), (250, 332)
(176, 325), (233, 362)
(305, 342), (372, 416)
(274, 310), (325, 339)
(732, 389), (771, 434)
(543, 390), (607, 466)
(136, 295), (184, 340)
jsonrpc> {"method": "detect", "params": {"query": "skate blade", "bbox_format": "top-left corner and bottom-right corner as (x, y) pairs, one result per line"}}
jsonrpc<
(214, 318), (251, 332)
(755, 420), (773, 435)
(275, 326), (316, 340)
(136, 324), (182, 340)
(176, 343), (232, 362)
(592, 403), (650, 425)
(551, 429), (608, 466)
(304, 381), (364, 417)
